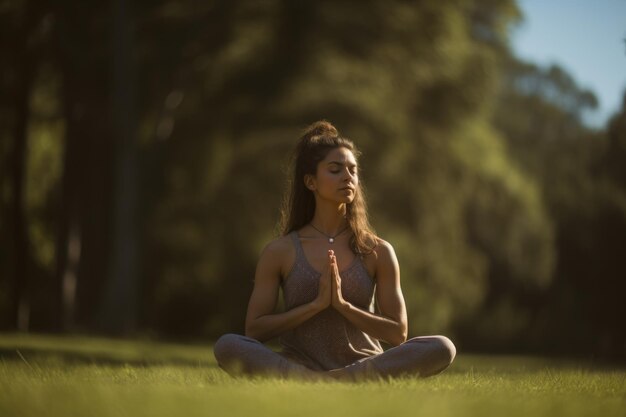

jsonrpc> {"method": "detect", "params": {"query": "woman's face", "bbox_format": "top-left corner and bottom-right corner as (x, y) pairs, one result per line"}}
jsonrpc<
(306, 147), (358, 205)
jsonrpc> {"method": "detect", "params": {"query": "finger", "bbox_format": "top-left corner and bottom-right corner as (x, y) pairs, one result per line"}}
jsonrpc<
(334, 268), (342, 293)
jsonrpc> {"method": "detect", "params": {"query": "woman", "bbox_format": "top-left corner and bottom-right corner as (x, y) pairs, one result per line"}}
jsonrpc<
(214, 121), (455, 380)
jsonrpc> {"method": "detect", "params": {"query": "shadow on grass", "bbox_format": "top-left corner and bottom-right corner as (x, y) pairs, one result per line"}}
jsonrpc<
(1, 334), (623, 373)
(449, 352), (626, 374)
(0, 344), (218, 368)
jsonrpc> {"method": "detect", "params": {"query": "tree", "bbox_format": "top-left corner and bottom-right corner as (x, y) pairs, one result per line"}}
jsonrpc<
(490, 52), (626, 357)
(0, 0), (55, 331)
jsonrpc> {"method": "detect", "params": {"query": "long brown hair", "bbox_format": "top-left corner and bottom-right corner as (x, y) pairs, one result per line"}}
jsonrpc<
(279, 120), (377, 255)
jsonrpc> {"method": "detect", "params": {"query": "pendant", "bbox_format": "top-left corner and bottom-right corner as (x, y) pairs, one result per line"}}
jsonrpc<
(329, 238), (334, 243)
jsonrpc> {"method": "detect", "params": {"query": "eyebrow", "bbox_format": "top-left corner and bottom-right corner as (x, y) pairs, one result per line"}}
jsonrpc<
(327, 161), (357, 167)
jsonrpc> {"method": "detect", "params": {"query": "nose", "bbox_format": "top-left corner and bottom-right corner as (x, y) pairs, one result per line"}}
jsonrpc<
(343, 167), (356, 180)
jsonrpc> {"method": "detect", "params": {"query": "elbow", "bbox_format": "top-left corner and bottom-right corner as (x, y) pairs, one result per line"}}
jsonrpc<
(399, 324), (408, 345)
(244, 321), (265, 342)
(245, 329), (261, 342)
(388, 325), (407, 347)
(391, 334), (407, 347)
(244, 323), (257, 340)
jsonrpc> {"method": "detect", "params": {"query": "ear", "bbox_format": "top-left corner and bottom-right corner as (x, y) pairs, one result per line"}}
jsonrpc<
(304, 174), (317, 191)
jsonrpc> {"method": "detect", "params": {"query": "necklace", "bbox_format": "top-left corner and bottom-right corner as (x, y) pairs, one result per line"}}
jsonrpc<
(309, 223), (349, 244)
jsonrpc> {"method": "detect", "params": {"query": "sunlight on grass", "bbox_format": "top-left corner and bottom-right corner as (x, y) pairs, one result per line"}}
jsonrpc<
(0, 334), (624, 417)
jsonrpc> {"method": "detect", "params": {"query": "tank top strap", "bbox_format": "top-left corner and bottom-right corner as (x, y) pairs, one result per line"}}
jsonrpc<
(289, 230), (305, 261)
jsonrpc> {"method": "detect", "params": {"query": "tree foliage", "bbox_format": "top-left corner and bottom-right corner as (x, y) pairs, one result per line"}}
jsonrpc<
(1, 0), (624, 357)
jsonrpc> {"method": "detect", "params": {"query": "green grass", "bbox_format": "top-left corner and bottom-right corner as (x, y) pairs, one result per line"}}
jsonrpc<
(1, 334), (624, 417)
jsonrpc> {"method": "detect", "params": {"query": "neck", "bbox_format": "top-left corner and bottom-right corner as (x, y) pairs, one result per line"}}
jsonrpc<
(310, 201), (347, 235)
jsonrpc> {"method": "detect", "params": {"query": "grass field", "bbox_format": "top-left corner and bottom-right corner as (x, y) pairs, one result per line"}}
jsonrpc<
(0, 334), (624, 417)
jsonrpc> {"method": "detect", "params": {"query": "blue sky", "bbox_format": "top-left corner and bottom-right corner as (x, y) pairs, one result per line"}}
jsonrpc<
(512, 0), (626, 127)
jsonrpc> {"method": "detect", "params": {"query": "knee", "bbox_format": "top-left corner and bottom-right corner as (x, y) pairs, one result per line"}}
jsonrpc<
(433, 335), (456, 368)
(213, 333), (244, 364)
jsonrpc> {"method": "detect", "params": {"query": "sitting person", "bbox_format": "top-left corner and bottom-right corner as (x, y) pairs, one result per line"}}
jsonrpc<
(214, 121), (456, 380)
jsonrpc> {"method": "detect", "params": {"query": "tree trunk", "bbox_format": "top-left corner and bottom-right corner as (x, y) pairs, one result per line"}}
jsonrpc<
(99, 0), (139, 334)
(10, 56), (35, 332)
(54, 1), (113, 333)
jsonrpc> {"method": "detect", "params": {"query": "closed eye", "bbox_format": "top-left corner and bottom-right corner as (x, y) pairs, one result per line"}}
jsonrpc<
(328, 161), (358, 174)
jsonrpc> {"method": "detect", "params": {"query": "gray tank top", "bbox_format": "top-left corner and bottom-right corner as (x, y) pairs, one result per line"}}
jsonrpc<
(279, 231), (383, 370)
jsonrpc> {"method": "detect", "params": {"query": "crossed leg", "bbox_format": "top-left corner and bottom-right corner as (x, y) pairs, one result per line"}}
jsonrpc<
(214, 334), (456, 381)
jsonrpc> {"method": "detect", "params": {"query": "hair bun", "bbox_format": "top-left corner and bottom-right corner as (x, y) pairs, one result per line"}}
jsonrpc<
(301, 120), (338, 142)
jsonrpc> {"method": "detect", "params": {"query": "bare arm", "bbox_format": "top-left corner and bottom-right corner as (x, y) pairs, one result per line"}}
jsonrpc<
(330, 241), (408, 346)
(244, 240), (332, 342)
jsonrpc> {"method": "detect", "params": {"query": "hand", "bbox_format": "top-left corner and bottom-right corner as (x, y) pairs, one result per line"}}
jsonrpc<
(313, 250), (333, 311)
(330, 251), (348, 310)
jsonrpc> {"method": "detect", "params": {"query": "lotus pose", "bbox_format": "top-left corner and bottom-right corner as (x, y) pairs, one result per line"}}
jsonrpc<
(214, 121), (456, 380)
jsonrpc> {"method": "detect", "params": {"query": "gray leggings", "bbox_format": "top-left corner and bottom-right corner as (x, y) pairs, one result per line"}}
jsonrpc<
(213, 334), (456, 381)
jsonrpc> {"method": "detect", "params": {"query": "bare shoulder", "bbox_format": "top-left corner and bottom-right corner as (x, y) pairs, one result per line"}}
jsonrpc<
(260, 234), (293, 256)
(362, 237), (399, 278)
(365, 237), (397, 263)
(373, 238), (397, 260)
(257, 234), (295, 278)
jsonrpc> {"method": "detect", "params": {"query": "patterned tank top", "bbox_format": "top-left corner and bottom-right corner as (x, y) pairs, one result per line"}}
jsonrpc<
(279, 231), (383, 371)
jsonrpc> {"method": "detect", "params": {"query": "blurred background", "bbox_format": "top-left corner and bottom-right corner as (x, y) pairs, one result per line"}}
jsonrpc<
(1, 0), (625, 359)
